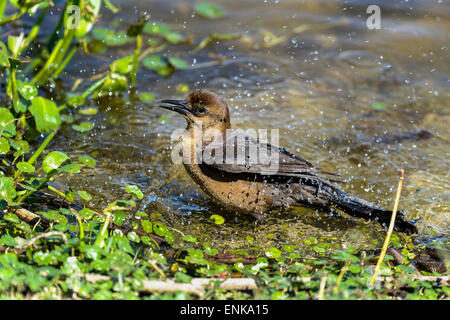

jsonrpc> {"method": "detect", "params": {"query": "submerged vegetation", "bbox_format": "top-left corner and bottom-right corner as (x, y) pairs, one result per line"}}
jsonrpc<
(0, 0), (448, 300)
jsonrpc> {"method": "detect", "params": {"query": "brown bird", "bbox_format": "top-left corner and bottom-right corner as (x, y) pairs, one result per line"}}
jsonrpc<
(159, 90), (417, 234)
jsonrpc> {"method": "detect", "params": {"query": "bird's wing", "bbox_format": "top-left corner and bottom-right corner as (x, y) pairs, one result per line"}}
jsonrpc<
(200, 132), (338, 179)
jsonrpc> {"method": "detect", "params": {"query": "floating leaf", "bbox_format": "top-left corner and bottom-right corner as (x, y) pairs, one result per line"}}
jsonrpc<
(157, 116), (170, 124)
(29, 97), (61, 133)
(42, 151), (70, 174)
(78, 107), (98, 116)
(66, 93), (85, 107)
(168, 57), (188, 69)
(16, 162), (35, 173)
(61, 115), (74, 124)
(371, 102), (388, 111)
(0, 108), (16, 137)
(78, 155), (96, 168)
(175, 83), (189, 93)
(59, 163), (84, 173)
(143, 22), (171, 36)
(72, 122), (94, 132)
(144, 55), (167, 69)
(126, 185), (143, 200)
(183, 235), (198, 243)
(194, 33), (240, 52)
(195, 2), (226, 19)
(138, 92), (156, 103)
(77, 190), (92, 201)
(91, 28), (132, 46)
(142, 55), (171, 76)
(165, 32), (185, 44)
(210, 214), (225, 225)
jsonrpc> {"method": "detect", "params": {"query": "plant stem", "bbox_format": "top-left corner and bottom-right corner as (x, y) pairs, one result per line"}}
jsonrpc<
(0, 8), (26, 27)
(80, 74), (109, 98)
(51, 44), (78, 79)
(31, 38), (64, 84)
(130, 34), (142, 87)
(369, 169), (405, 286)
(27, 130), (56, 165)
(17, 172), (55, 204)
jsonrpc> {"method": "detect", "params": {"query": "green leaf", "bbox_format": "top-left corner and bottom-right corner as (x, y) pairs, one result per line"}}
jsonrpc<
(126, 185), (143, 200)
(0, 41), (10, 67)
(16, 162), (35, 173)
(141, 220), (153, 233)
(92, 28), (132, 46)
(195, 3), (226, 19)
(142, 55), (167, 70)
(153, 222), (167, 237)
(78, 107), (98, 116)
(209, 214), (225, 225)
(165, 32), (185, 44)
(79, 208), (94, 219)
(59, 163), (84, 173)
(265, 247), (282, 259)
(78, 155), (96, 168)
(42, 151), (70, 174)
(143, 22), (171, 36)
(66, 94), (85, 107)
(10, 139), (30, 157)
(0, 137), (10, 154)
(175, 272), (192, 283)
(138, 92), (156, 103)
(7, 35), (25, 57)
(110, 55), (134, 75)
(157, 116), (170, 124)
(0, 108), (16, 137)
(96, 73), (128, 96)
(371, 102), (388, 111)
(72, 122), (94, 132)
(127, 231), (140, 242)
(182, 235), (198, 243)
(29, 97), (61, 133)
(313, 246), (325, 254)
(142, 56), (172, 76)
(0, 177), (17, 204)
(283, 244), (295, 253)
(16, 80), (37, 100)
(168, 57), (188, 69)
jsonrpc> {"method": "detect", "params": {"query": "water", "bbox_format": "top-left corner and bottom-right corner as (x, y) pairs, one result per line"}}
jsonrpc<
(50, 0), (448, 253)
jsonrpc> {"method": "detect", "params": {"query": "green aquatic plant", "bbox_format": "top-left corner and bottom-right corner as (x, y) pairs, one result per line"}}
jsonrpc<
(0, 0), (447, 301)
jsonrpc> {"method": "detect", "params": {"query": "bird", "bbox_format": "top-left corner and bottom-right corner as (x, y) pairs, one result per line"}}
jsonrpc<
(158, 89), (417, 234)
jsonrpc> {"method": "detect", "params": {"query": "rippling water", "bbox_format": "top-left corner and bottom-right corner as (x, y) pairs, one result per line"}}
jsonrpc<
(50, 0), (448, 253)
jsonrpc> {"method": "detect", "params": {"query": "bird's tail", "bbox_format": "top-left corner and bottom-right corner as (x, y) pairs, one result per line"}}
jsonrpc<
(331, 191), (418, 235)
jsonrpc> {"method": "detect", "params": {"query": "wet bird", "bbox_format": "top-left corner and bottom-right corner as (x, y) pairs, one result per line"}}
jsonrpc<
(159, 90), (417, 234)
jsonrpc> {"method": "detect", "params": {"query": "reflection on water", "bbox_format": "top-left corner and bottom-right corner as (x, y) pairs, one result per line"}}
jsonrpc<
(52, 0), (449, 253)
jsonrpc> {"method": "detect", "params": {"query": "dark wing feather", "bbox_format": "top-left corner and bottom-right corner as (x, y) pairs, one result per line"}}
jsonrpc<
(201, 132), (339, 180)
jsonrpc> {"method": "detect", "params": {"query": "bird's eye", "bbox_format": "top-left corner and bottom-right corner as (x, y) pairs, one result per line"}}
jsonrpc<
(197, 107), (206, 114)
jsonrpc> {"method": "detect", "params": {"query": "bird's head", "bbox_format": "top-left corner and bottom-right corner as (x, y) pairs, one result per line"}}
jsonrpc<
(159, 90), (231, 132)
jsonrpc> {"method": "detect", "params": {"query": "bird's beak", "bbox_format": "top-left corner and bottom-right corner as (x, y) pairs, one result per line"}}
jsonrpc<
(159, 99), (191, 116)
